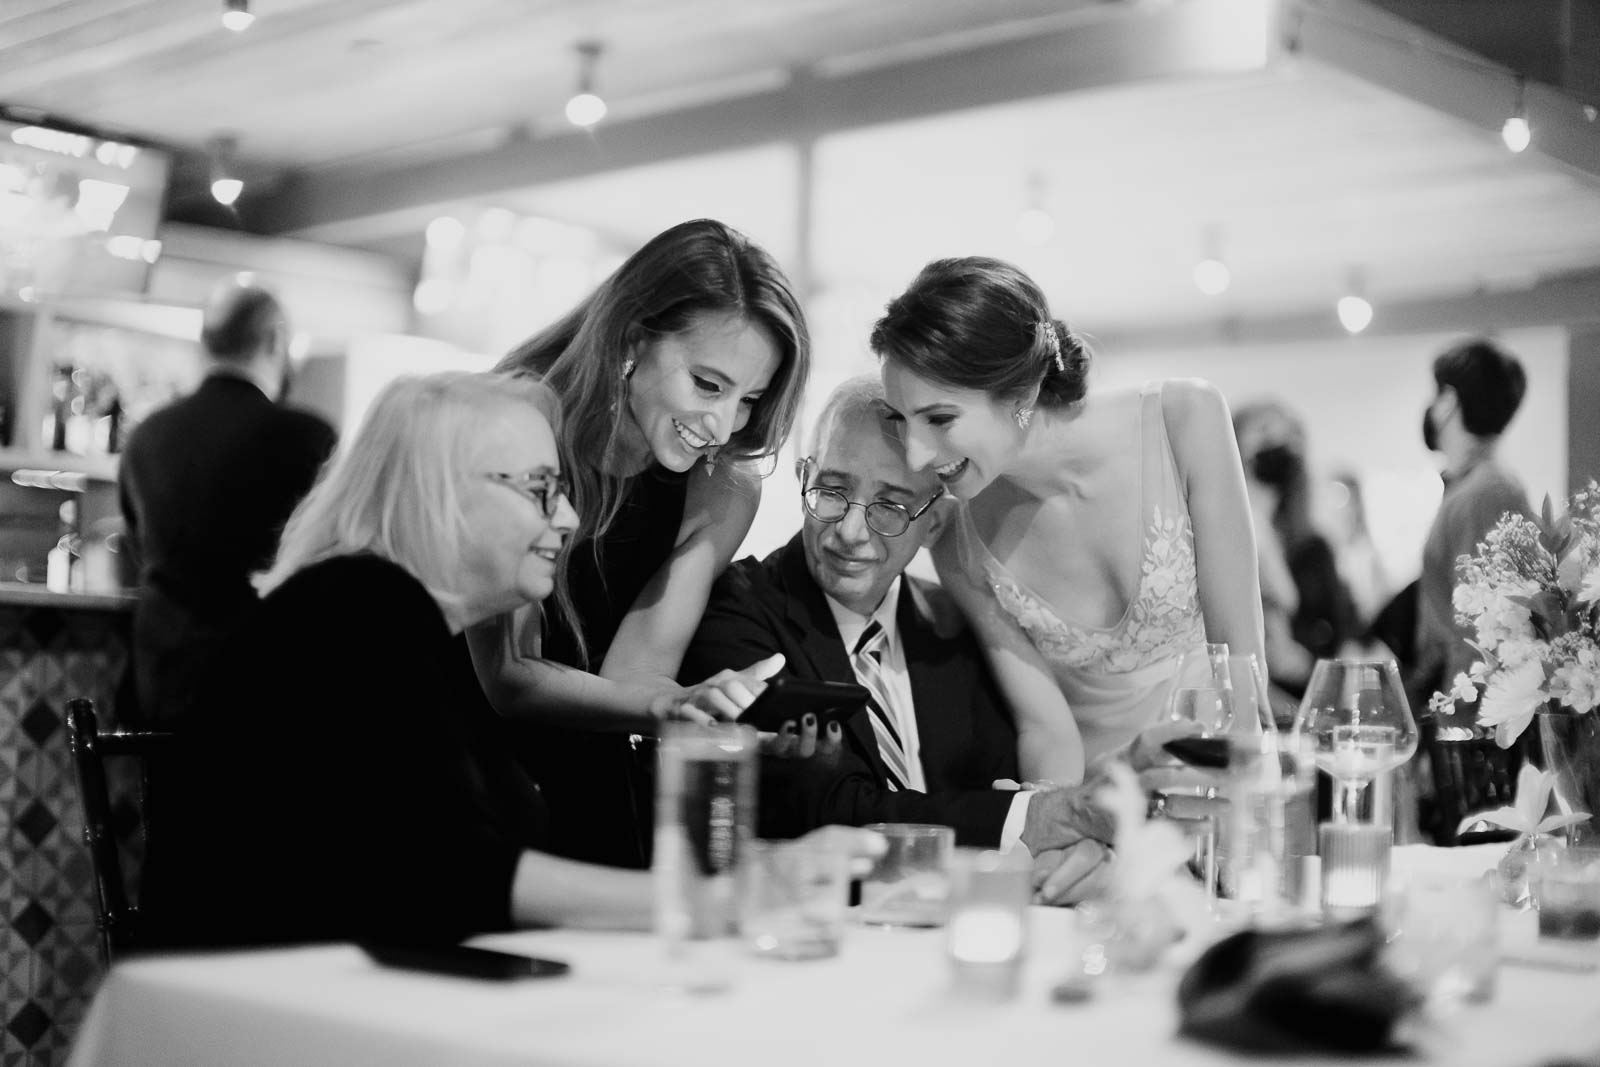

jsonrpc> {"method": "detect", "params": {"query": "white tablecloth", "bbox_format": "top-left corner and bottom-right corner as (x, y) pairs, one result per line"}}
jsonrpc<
(66, 846), (1600, 1067)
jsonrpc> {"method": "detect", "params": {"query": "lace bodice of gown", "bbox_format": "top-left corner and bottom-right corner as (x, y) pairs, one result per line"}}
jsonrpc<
(951, 381), (1205, 762)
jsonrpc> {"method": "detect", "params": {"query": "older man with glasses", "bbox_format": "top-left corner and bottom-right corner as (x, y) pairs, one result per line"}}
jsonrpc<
(683, 375), (1115, 904)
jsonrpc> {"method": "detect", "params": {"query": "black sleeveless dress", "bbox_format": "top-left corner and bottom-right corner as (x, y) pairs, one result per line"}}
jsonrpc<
(513, 465), (688, 868)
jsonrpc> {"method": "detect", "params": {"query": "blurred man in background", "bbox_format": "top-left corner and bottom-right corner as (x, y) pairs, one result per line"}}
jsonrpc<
(1413, 338), (1531, 713)
(119, 280), (337, 725)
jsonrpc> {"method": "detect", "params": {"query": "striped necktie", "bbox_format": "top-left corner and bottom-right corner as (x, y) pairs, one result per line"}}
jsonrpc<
(851, 620), (912, 792)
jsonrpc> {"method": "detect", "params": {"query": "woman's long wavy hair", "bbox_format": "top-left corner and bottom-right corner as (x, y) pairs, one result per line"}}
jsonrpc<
(496, 218), (809, 662)
(256, 372), (562, 622)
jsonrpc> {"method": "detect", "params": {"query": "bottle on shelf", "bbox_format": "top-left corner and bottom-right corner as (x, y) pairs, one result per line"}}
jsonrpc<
(46, 498), (84, 593)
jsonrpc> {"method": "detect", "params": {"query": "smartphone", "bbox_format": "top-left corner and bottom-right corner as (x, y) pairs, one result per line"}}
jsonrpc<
(738, 676), (870, 733)
(1162, 736), (1230, 769)
(361, 942), (571, 981)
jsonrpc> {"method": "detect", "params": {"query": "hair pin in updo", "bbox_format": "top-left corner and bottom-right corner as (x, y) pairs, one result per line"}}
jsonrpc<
(1036, 319), (1066, 374)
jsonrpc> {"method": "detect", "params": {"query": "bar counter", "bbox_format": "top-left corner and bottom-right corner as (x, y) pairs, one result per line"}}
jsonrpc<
(1, 581), (135, 1063)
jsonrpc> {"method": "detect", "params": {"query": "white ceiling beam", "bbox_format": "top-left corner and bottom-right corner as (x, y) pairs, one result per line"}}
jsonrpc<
(255, 0), (1283, 240)
(1289, 0), (1600, 184)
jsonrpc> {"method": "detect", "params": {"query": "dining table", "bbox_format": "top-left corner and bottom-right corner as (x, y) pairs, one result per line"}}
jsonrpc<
(65, 845), (1600, 1067)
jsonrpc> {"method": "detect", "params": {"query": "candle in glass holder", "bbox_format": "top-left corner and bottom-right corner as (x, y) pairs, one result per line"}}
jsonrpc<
(1320, 823), (1391, 914)
(945, 849), (1031, 999)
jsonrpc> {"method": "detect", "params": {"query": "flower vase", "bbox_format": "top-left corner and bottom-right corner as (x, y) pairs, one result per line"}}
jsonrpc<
(1496, 832), (1564, 908)
(1537, 709), (1600, 847)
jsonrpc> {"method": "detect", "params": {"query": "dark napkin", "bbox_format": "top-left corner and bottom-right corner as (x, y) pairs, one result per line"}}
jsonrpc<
(1176, 918), (1422, 1055)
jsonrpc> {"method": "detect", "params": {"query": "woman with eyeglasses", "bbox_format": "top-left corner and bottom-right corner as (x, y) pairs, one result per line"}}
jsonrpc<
(478, 219), (810, 867)
(139, 372), (650, 943)
(874, 257), (1265, 785)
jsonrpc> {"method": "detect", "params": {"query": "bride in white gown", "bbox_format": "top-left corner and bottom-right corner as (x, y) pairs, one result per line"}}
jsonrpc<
(873, 257), (1266, 785)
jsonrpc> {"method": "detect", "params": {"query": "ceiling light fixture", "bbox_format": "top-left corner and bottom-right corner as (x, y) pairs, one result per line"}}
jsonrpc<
(1336, 269), (1373, 334)
(221, 0), (254, 32)
(1192, 224), (1230, 296)
(564, 41), (608, 128)
(207, 134), (243, 206)
(1502, 76), (1531, 153)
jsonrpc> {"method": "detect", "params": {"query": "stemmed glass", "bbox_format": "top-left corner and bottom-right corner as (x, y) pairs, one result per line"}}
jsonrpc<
(1290, 658), (1418, 824)
(1150, 645), (1275, 902)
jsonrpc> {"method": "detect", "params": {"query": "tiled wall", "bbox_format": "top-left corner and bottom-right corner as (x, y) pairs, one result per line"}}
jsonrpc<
(0, 604), (130, 1067)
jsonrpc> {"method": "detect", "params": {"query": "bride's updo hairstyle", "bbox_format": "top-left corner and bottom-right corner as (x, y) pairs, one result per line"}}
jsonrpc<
(869, 256), (1089, 409)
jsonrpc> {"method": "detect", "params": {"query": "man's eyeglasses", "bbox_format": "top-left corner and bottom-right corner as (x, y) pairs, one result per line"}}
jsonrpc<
(800, 485), (941, 538)
(486, 471), (571, 519)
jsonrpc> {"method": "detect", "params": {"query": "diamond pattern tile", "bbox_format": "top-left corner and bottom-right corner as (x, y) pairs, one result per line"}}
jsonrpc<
(0, 602), (133, 1065)
(14, 802), (56, 849)
(18, 701), (58, 748)
(6, 1001), (49, 1047)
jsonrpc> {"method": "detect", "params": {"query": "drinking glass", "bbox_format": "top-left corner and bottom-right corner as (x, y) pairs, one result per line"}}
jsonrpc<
(741, 838), (852, 960)
(1291, 658), (1417, 824)
(858, 823), (955, 927)
(1151, 648), (1276, 902)
(1164, 643), (1233, 736)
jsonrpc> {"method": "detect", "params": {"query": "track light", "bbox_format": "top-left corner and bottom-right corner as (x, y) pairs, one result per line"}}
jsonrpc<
(1336, 269), (1373, 334)
(221, 0), (254, 32)
(1502, 76), (1531, 153)
(565, 42), (607, 128)
(1192, 225), (1230, 296)
(208, 134), (243, 206)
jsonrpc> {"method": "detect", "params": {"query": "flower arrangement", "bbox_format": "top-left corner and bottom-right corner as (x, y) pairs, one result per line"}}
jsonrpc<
(1427, 484), (1600, 748)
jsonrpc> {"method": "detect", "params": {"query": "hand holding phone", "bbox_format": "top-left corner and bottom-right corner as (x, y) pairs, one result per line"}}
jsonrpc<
(737, 676), (869, 734)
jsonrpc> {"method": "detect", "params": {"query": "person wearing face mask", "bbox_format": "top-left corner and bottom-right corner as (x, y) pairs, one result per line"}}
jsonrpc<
(117, 279), (337, 727)
(1234, 399), (1359, 708)
(1412, 339), (1532, 724)
(872, 258), (1265, 785)
(476, 220), (811, 868)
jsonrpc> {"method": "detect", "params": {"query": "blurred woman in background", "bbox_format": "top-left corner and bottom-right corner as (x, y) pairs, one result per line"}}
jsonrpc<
(1233, 398), (1359, 707)
(478, 218), (811, 866)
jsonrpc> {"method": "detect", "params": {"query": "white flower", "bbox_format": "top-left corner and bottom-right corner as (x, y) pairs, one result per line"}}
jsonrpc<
(1477, 659), (1548, 749)
(1458, 763), (1591, 839)
(1448, 672), (1480, 704)
(1580, 564), (1600, 607)
(1494, 636), (1545, 672)
(1553, 646), (1600, 713)
(1094, 762), (1191, 902)
(1472, 590), (1537, 652)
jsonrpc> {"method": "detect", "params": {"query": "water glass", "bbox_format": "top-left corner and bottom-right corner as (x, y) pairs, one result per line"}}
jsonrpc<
(945, 848), (1032, 999)
(741, 839), (851, 960)
(654, 722), (758, 990)
(1292, 658), (1417, 825)
(1535, 845), (1600, 941)
(1220, 732), (1316, 922)
(858, 823), (955, 927)
(1384, 873), (1499, 1007)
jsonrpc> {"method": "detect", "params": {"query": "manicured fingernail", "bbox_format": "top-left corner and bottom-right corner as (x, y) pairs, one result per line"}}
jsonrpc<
(781, 721), (796, 735)
(803, 713), (816, 728)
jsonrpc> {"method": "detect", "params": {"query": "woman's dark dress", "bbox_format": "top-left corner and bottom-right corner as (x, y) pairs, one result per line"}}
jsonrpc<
(140, 554), (548, 948)
(515, 465), (689, 868)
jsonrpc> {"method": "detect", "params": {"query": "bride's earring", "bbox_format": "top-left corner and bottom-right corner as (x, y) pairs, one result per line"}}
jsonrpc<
(1014, 405), (1033, 430)
(704, 446), (720, 475)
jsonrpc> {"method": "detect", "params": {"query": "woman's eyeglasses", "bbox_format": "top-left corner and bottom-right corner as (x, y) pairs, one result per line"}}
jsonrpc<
(486, 471), (571, 518)
(799, 485), (941, 538)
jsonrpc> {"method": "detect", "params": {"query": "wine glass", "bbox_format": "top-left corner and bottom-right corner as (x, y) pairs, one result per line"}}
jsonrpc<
(1290, 658), (1418, 824)
(1164, 643), (1233, 737)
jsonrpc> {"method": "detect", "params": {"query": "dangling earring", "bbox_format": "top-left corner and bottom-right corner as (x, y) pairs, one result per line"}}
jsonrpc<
(704, 446), (720, 475)
(611, 358), (636, 414)
(1015, 406), (1033, 430)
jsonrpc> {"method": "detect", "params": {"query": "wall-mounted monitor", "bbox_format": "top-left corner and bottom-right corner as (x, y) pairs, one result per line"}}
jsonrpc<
(0, 117), (171, 297)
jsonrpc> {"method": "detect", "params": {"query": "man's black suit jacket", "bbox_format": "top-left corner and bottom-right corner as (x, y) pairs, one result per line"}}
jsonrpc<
(682, 535), (1019, 846)
(119, 373), (337, 724)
